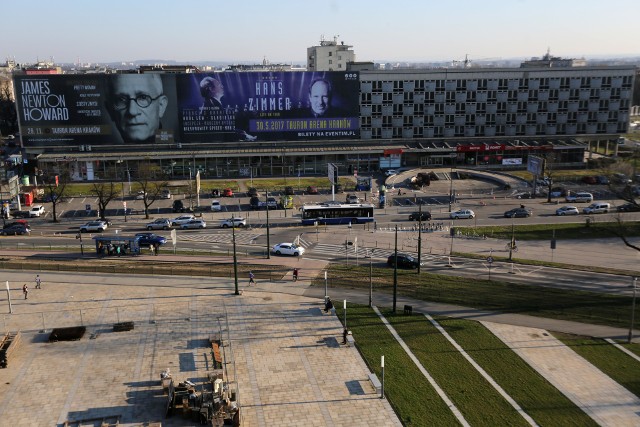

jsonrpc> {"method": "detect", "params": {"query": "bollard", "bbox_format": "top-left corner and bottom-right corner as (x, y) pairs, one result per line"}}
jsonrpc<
(41, 312), (46, 331)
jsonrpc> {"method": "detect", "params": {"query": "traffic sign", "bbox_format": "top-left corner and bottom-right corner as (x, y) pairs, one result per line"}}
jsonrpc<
(487, 256), (494, 264)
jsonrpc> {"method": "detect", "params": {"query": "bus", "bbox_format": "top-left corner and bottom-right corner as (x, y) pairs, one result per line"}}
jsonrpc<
(300, 202), (375, 225)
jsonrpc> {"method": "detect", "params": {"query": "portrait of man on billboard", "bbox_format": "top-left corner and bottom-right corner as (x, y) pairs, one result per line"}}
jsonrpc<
(199, 76), (225, 113)
(300, 78), (349, 118)
(106, 74), (169, 143)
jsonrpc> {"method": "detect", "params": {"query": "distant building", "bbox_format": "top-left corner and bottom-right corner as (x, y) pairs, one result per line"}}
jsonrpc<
(138, 64), (201, 74)
(307, 36), (355, 71)
(521, 49), (587, 68)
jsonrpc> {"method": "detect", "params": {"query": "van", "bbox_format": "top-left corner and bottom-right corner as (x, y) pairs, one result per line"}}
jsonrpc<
(211, 200), (221, 212)
(565, 192), (593, 203)
(583, 202), (610, 214)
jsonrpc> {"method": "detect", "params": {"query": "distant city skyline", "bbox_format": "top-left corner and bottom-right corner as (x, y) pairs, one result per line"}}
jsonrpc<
(2, 0), (639, 65)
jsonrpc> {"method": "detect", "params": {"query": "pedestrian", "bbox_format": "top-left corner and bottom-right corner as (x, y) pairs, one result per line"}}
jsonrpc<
(22, 284), (28, 299)
(154, 243), (159, 255)
(324, 297), (334, 313)
(35, 274), (41, 289)
(293, 268), (299, 282)
(116, 245), (121, 257)
(248, 271), (255, 285)
(149, 245), (155, 256)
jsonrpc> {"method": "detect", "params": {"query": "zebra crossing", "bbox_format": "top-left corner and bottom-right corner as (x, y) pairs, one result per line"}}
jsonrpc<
(177, 232), (261, 245)
(308, 243), (447, 265)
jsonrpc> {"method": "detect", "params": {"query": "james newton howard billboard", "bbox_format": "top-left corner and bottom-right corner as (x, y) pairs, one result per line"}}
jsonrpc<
(13, 71), (360, 146)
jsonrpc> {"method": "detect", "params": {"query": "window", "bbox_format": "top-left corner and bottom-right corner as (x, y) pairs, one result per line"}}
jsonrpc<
(328, 52), (333, 57)
(328, 60), (332, 64)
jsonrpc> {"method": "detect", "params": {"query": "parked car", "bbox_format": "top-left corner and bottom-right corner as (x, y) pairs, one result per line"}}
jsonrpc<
(11, 210), (30, 218)
(450, 209), (475, 219)
(247, 187), (258, 197)
(135, 233), (168, 247)
(181, 219), (207, 229)
(565, 192), (593, 203)
(41, 193), (59, 203)
(222, 188), (234, 197)
(271, 242), (305, 256)
(409, 211), (432, 221)
(211, 200), (222, 211)
(220, 217), (246, 228)
(583, 202), (610, 214)
(160, 189), (172, 199)
(135, 191), (147, 200)
(514, 192), (535, 199)
(387, 254), (421, 269)
(613, 173), (632, 184)
(556, 206), (579, 216)
(145, 218), (171, 230)
(581, 176), (597, 185)
(384, 170), (398, 177)
(79, 221), (108, 233)
(3, 220), (29, 229)
(172, 200), (190, 213)
(346, 194), (360, 203)
(547, 186), (567, 198)
(29, 205), (45, 217)
(504, 207), (532, 218)
(284, 186), (294, 195)
(306, 186), (319, 194)
(617, 203), (640, 212)
(0, 224), (30, 236)
(596, 175), (610, 185)
(171, 215), (196, 226)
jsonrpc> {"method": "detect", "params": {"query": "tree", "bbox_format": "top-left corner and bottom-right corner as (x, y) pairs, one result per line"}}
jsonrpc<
(0, 78), (18, 136)
(40, 166), (70, 223)
(541, 152), (557, 203)
(91, 182), (121, 220)
(135, 162), (168, 219)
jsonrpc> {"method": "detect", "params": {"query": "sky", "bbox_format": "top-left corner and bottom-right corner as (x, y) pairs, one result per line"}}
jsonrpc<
(2, 0), (639, 65)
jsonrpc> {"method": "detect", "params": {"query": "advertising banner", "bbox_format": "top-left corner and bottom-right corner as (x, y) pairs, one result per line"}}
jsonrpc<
(14, 71), (360, 146)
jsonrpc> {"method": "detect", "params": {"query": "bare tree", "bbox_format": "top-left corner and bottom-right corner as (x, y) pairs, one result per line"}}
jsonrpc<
(542, 152), (557, 203)
(135, 163), (169, 219)
(0, 79), (18, 135)
(41, 166), (70, 223)
(91, 182), (121, 220)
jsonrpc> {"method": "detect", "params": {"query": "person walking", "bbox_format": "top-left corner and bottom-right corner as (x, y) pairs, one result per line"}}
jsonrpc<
(249, 271), (255, 286)
(292, 268), (299, 282)
(22, 284), (28, 300)
(149, 244), (155, 256)
(35, 274), (41, 289)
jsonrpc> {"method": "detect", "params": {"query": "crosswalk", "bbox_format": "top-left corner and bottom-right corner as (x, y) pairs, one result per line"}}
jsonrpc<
(308, 242), (450, 265)
(178, 232), (261, 245)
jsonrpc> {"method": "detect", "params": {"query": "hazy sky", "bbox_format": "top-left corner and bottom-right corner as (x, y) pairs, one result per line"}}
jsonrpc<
(2, 0), (638, 64)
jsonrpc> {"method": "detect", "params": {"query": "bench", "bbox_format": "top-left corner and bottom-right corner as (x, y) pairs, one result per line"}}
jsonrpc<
(368, 373), (382, 394)
(0, 332), (22, 368)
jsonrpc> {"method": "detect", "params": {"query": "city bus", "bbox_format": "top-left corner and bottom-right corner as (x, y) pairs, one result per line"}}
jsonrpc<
(300, 202), (375, 225)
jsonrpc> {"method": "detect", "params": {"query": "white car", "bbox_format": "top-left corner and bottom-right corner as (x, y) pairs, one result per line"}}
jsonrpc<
(211, 200), (222, 211)
(556, 206), (579, 216)
(384, 169), (398, 176)
(80, 220), (108, 233)
(160, 190), (172, 199)
(135, 191), (147, 200)
(220, 218), (247, 228)
(450, 209), (475, 219)
(29, 205), (45, 217)
(171, 215), (196, 226)
(180, 219), (207, 229)
(272, 243), (305, 256)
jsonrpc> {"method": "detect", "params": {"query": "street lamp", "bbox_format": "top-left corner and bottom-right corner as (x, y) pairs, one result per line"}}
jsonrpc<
(265, 189), (271, 259)
(449, 153), (456, 212)
(629, 277), (637, 344)
(367, 250), (373, 308)
(232, 214), (239, 295)
(417, 204), (423, 273)
(324, 271), (328, 304)
(393, 225), (398, 313)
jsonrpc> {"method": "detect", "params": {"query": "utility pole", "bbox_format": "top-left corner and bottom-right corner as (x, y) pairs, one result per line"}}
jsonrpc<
(417, 204), (423, 273)
(265, 189), (271, 259)
(393, 225), (398, 313)
(629, 277), (637, 344)
(232, 214), (239, 295)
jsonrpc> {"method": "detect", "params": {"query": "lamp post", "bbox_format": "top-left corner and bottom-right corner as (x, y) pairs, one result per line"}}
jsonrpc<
(449, 153), (456, 212)
(343, 299), (347, 332)
(629, 277), (637, 344)
(232, 214), (239, 295)
(508, 221), (515, 261)
(265, 189), (271, 259)
(417, 204), (423, 273)
(393, 225), (398, 313)
(368, 250), (373, 308)
(380, 355), (385, 399)
(324, 271), (328, 303)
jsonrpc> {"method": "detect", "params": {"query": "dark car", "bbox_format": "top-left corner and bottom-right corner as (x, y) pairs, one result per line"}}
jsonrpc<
(3, 220), (29, 229)
(306, 186), (319, 194)
(409, 211), (431, 221)
(617, 203), (640, 212)
(247, 187), (258, 197)
(596, 175), (610, 185)
(504, 207), (532, 218)
(172, 200), (189, 213)
(0, 224), (30, 235)
(250, 196), (261, 210)
(284, 186), (294, 195)
(387, 254), (421, 269)
(581, 176), (597, 185)
(11, 210), (30, 218)
(135, 233), (168, 247)
(41, 193), (59, 203)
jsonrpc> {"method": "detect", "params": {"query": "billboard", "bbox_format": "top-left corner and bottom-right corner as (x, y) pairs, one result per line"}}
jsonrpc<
(13, 71), (360, 146)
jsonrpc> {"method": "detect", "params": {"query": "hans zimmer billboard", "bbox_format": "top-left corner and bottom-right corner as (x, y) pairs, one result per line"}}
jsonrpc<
(13, 71), (360, 146)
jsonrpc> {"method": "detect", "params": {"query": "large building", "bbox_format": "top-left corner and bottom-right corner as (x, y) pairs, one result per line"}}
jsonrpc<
(11, 64), (636, 182)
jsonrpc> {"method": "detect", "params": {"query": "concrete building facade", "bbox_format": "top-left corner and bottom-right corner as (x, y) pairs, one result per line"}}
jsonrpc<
(307, 37), (356, 72)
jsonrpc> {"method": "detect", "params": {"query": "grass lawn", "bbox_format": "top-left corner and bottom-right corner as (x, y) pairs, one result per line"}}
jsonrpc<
(453, 221), (640, 241)
(315, 264), (638, 329)
(553, 332), (640, 398)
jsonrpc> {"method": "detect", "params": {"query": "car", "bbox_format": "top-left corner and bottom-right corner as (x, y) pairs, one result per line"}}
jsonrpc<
(160, 189), (172, 199)
(11, 210), (30, 219)
(266, 197), (278, 208)
(180, 219), (207, 229)
(272, 243), (305, 256)
(450, 209), (475, 219)
(3, 220), (29, 229)
(583, 202), (610, 214)
(135, 191), (147, 200)
(306, 186), (318, 194)
(346, 194), (360, 203)
(387, 254), (421, 269)
(99, 218), (114, 227)
(222, 188), (234, 197)
(409, 211), (432, 221)
(172, 200), (190, 213)
(79, 221), (108, 233)
(41, 194), (59, 203)
(145, 218), (171, 230)
(581, 176), (597, 185)
(556, 206), (579, 216)
(613, 173), (632, 184)
(28, 205), (45, 217)
(247, 187), (258, 197)
(284, 186), (294, 195)
(617, 203), (640, 212)
(171, 215), (196, 226)
(135, 233), (168, 247)
(547, 186), (567, 198)
(536, 177), (551, 186)
(0, 224), (30, 236)
(514, 192), (535, 199)
(250, 196), (261, 210)
(504, 207), (532, 218)
(596, 175), (610, 185)
(384, 170), (398, 177)
(211, 200), (222, 211)
(220, 217), (246, 228)
(565, 192), (593, 203)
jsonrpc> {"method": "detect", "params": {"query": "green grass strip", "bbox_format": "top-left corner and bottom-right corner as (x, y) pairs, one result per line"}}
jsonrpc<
(553, 333), (640, 398)
(435, 316), (598, 426)
(334, 305), (460, 426)
(383, 310), (530, 426)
